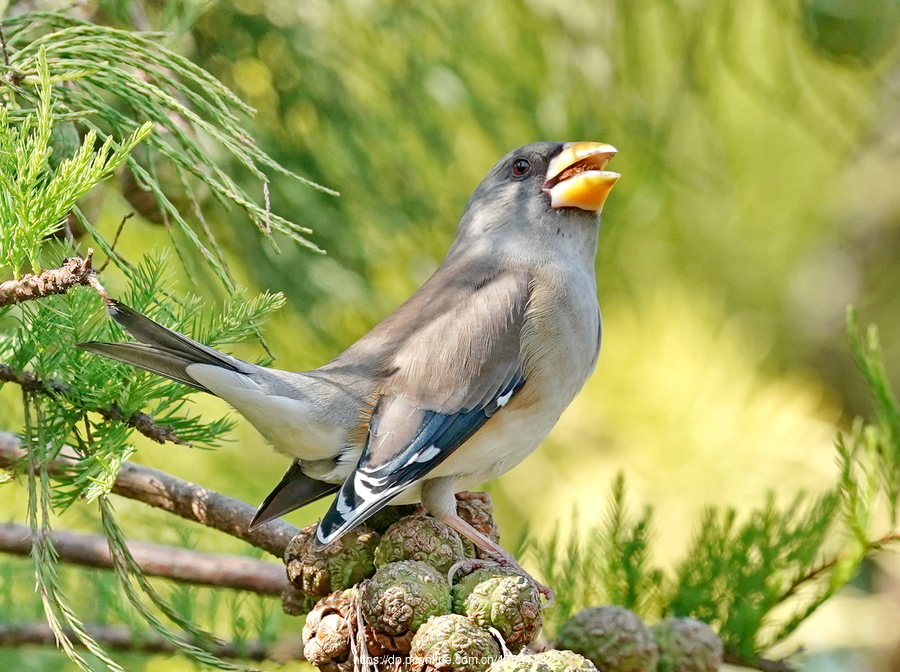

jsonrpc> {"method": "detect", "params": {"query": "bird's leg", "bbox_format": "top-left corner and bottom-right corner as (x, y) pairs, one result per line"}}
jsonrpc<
(438, 511), (554, 605)
(420, 477), (554, 603)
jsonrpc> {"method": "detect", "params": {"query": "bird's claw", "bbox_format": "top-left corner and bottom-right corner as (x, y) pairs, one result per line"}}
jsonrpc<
(537, 583), (555, 606)
(446, 556), (554, 607)
(447, 558), (500, 585)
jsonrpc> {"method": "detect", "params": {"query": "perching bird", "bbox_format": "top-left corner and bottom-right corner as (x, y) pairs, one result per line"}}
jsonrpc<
(80, 141), (619, 593)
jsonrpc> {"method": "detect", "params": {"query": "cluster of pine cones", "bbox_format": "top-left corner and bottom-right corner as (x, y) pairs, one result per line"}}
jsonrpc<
(281, 493), (722, 672)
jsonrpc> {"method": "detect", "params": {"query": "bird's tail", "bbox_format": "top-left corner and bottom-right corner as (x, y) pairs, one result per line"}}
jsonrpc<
(78, 300), (252, 393)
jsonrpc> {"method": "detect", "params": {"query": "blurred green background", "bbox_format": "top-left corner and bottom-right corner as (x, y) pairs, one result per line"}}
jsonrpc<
(4, 0), (900, 669)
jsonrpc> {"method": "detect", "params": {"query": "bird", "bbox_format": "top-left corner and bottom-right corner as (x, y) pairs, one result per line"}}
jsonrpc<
(79, 141), (619, 595)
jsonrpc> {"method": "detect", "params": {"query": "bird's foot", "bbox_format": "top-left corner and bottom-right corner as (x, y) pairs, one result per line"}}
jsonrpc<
(535, 582), (555, 605)
(435, 508), (555, 605)
(454, 491), (491, 506)
(447, 557), (499, 584)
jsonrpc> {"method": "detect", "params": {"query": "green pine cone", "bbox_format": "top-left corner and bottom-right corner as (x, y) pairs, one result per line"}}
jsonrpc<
(367, 505), (418, 534)
(409, 614), (501, 672)
(651, 617), (723, 672)
(284, 523), (379, 598)
(281, 586), (317, 616)
(803, 0), (900, 64)
(487, 649), (598, 672)
(556, 606), (659, 672)
(532, 650), (598, 671)
(375, 514), (468, 574)
(362, 560), (452, 637)
(452, 567), (542, 652)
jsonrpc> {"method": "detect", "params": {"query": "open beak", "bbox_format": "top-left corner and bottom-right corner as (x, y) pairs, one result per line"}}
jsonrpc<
(543, 142), (619, 212)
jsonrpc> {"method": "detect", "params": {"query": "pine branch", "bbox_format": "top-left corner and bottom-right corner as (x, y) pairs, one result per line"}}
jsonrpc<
(1, 13), (333, 292)
(0, 432), (299, 558)
(0, 362), (70, 395)
(0, 523), (288, 595)
(776, 530), (900, 604)
(110, 460), (297, 559)
(0, 252), (97, 306)
(0, 362), (189, 445)
(22, 392), (119, 672)
(95, 497), (246, 670)
(723, 651), (795, 672)
(96, 406), (189, 447)
(0, 622), (302, 662)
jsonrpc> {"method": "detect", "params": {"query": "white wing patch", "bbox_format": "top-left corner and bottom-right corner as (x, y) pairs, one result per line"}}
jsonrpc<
(335, 490), (355, 516)
(495, 388), (514, 408)
(411, 445), (441, 463)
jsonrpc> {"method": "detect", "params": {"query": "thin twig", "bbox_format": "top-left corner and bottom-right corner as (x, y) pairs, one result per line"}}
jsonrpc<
(99, 404), (189, 446)
(0, 253), (96, 307)
(262, 181), (271, 234)
(0, 363), (188, 445)
(97, 212), (133, 273)
(0, 523), (288, 595)
(0, 432), (299, 558)
(0, 21), (22, 88)
(0, 622), (304, 662)
(778, 531), (900, 603)
(0, 21), (10, 67)
(723, 651), (796, 672)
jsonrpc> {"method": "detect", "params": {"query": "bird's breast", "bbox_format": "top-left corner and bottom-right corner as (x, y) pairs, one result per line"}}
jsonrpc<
(517, 266), (601, 412)
(405, 265), (601, 494)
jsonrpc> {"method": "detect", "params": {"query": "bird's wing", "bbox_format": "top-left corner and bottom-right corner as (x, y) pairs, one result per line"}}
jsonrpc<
(316, 268), (532, 544)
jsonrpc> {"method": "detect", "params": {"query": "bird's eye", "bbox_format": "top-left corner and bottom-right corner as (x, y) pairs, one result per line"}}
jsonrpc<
(512, 158), (532, 177)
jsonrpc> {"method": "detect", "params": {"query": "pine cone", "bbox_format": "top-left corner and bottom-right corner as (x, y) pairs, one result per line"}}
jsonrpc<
(555, 606), (659, 672)
(487, 649), (598, 671)
(285, 523), (379, 598)
(409, 614), (501, 672)
(367, 504), (418, 534)
(652, 617), (723, 672)
(281, 586), (317, 616)
(375, 514), (468, 574)
(452, 567), (542, 652)
(302, 589), (357, 672)
(362, 560), (452, 643)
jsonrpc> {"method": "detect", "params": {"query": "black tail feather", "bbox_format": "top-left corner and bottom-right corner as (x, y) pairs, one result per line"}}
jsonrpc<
(249, 461), (339, 530)
(78, 300), (251, 392)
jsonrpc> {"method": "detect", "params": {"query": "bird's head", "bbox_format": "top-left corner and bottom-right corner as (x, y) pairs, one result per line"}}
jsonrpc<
(454, 141), (620, 251)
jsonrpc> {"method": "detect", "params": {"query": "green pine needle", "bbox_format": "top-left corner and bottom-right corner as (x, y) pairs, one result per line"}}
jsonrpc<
(1, 10), (334, 294)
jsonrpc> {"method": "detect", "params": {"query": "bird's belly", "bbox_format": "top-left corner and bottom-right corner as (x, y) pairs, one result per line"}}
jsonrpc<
(439, 404), (556, 481)
(235, 393), (348, 460)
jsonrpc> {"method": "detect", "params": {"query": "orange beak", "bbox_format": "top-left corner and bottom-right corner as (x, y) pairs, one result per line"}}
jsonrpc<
(543, 142), (620, 213)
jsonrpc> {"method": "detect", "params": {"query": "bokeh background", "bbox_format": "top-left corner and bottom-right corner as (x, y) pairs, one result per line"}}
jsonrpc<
(3, 0), (900, 670)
